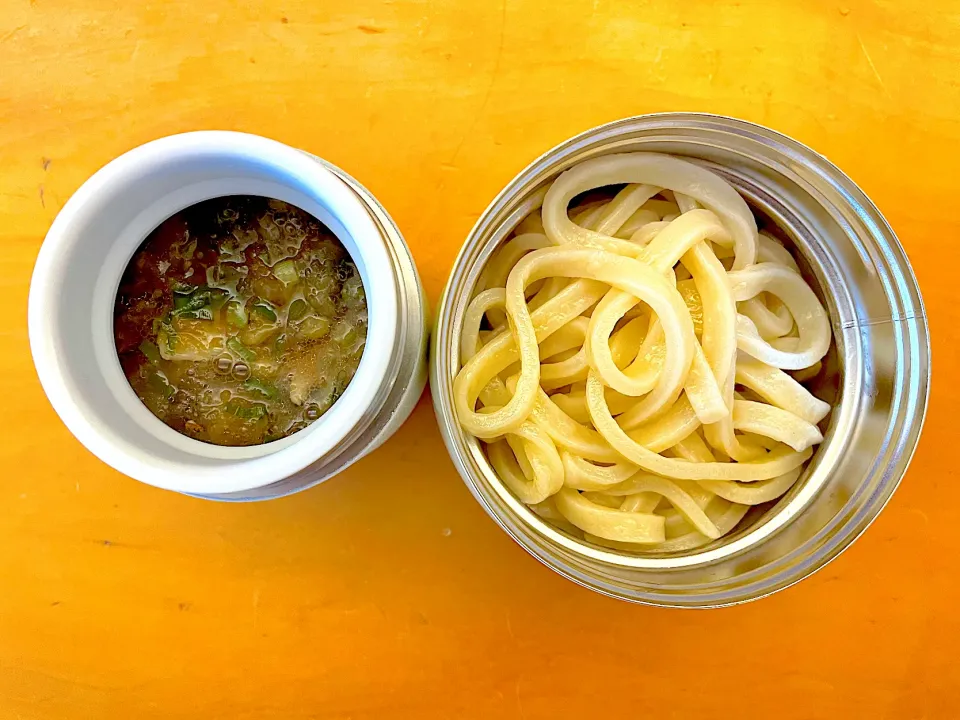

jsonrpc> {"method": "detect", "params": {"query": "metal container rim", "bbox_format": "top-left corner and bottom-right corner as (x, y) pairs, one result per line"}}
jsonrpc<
(431, 112), (929, 599)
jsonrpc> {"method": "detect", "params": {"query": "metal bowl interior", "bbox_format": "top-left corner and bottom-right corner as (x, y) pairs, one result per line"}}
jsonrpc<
(431, 114), (929, 606)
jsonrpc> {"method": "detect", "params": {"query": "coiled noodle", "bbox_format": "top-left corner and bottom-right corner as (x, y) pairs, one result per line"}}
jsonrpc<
(455, 152), (833, 552)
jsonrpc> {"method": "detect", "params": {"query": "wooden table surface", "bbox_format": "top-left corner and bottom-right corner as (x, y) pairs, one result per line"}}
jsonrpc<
(2, 0), (957, 717)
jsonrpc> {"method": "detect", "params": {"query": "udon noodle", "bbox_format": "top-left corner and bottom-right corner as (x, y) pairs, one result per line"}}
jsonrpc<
(454, 153), (833, 552)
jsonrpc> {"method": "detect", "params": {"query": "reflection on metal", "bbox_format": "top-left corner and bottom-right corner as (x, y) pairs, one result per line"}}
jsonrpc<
(431, 113), (929, 607)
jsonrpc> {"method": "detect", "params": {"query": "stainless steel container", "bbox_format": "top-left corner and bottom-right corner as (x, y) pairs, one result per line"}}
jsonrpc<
(430, 113), (929, 607)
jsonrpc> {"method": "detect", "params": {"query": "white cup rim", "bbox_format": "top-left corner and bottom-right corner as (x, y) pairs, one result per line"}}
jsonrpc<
(29, 131), (398, 495)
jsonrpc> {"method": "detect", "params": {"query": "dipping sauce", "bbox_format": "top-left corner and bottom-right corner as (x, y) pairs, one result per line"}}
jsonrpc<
(114, 196), (367, 446)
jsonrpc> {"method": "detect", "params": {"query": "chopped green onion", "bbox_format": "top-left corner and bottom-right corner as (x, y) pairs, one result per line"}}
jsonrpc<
(172, 281), (196, 296)
(226, 300), (248, 328)
(209, 289), (229, 311)
(172, 285), (212, 315)
(298, 315), (330, 340)
(227, 336), (257, 361)
(342, 275), (364, 303)
(177, 307), (214, 321)
(147, 370), (175, 399)
(226, 400), (267, 420)
(331, 323), (356, 345)
(273, 259), (299, 285)
(287, 299), (308, 323)
(252, 300), (278, 323)
(243, 378), (278, 400)
(158, 327), (178, 356)
(240, 323), (280, 346)
(139, 340), (161, 364)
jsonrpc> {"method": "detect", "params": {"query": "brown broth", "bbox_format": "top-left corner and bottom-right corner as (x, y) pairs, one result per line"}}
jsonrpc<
(114, 196), (367, 446)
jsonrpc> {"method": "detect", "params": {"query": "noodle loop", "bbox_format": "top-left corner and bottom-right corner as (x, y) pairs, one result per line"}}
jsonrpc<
(454, 153), (833, 551)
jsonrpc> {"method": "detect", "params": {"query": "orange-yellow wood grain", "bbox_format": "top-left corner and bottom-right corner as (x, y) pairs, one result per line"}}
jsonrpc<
(1, 0), (957, 717)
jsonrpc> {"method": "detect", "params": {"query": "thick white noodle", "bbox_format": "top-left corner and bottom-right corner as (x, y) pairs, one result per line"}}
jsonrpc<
(454, 152), (833, 551)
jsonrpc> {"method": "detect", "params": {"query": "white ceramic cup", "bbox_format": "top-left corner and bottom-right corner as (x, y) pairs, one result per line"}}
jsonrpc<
(29, 131), (427, 499)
